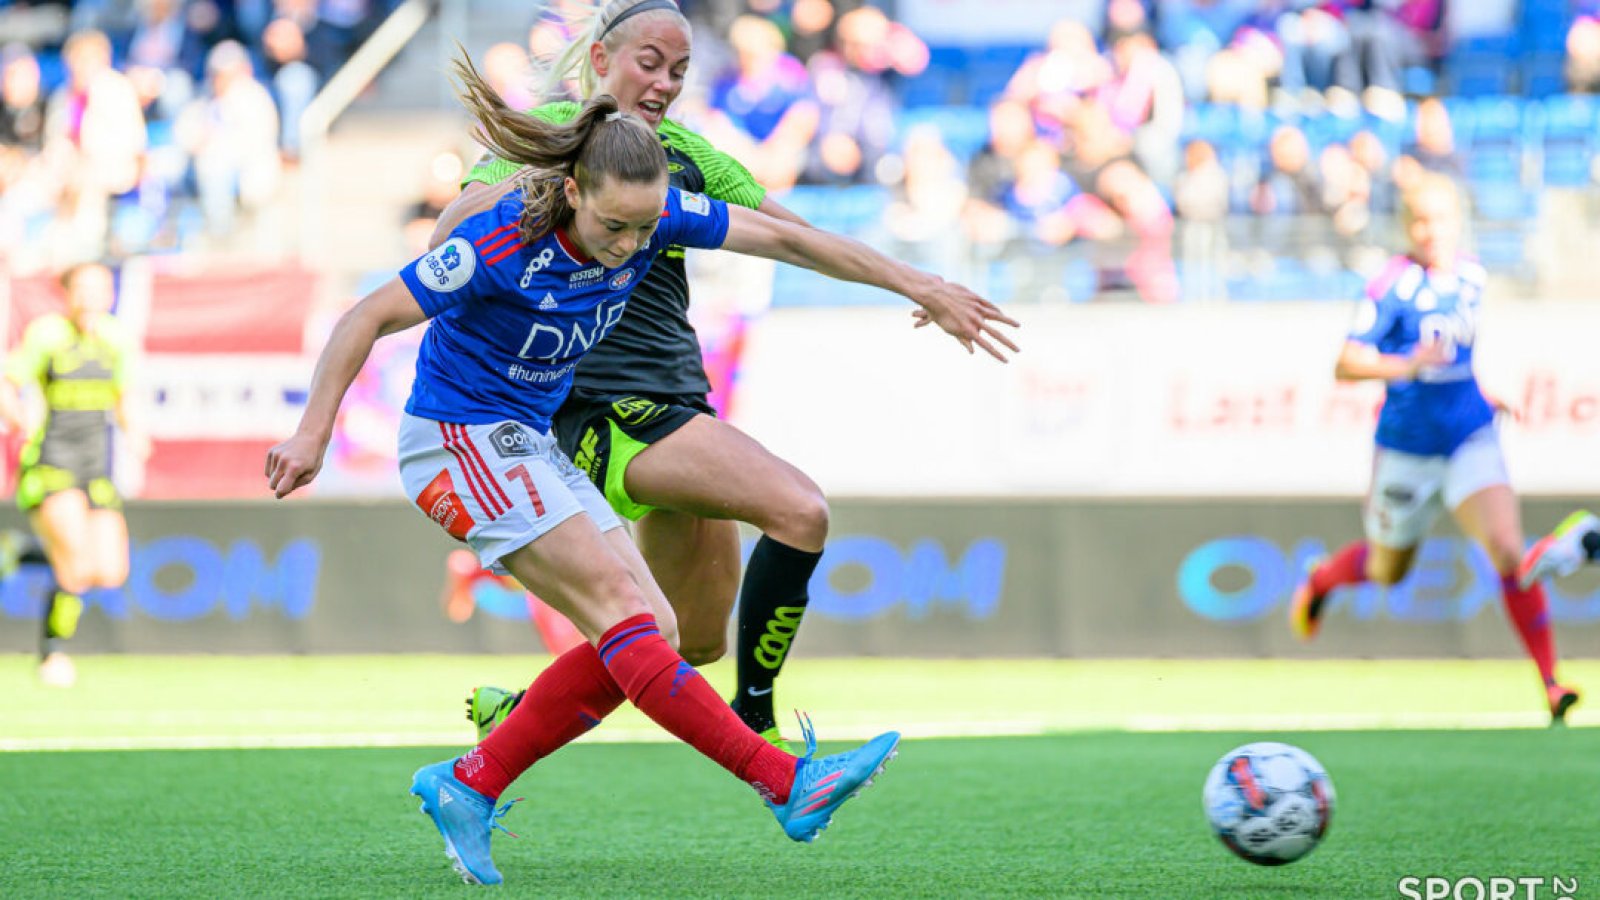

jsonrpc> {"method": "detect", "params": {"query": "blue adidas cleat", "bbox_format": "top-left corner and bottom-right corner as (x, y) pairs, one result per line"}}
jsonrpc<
(767, 714), (900, 843)
(409, 759), (520, 885)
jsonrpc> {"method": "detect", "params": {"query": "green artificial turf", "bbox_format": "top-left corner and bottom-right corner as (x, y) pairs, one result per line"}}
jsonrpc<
(1, 655), (1596, 897)
(1, 730), (1595, 898)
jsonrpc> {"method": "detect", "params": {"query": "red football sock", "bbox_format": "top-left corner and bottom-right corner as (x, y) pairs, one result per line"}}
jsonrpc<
(1500, 575), (1559, 687)
(598, 614), (798, 804)
(1311, 541), (1369, 596)
(455, 642), (625, 799)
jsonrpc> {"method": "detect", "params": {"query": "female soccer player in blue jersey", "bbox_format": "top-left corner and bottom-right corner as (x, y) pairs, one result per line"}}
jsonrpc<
(266, 56), (1007, 884)
(452, 0), (1020, 750)
(1288, 173), (1580, 724)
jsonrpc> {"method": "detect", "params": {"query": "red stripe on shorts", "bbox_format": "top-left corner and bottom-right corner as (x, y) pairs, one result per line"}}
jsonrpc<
(457, 424), (515, 511)
(440, 423), (504, 519)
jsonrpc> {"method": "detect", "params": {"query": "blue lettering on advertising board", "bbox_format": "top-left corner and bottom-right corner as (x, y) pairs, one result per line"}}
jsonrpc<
(0, 537), (320, 622)
(467, 536), (1009, 622)
(1178, 535), (1600, 623)
(744, 535), (1006, 622)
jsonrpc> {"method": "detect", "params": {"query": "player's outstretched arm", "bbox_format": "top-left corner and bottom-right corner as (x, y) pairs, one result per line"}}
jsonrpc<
(267, 278), (427, 499)
(721, 204), (1020, 362)
(1334, 339), (1451, 383)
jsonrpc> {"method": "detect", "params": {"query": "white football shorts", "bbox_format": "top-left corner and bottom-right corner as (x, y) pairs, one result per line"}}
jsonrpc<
(398, 412), (622, 574)
(1363, 424), (1510, 549)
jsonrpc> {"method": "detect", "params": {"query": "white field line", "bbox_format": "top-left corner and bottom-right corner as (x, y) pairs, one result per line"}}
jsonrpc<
(0, 712), (1585, 752)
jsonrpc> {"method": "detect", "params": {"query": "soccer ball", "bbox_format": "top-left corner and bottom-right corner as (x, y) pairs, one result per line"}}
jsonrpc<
(1202, 741), (1334, 866)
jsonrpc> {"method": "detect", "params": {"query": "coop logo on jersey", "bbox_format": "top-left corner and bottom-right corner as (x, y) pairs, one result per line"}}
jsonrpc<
(569, 265), (604, 288)
(489, 422), (533, 459)
(519, 248), (556, 288)
(609, 269), (636, 291)
(416, 237), (476, 293)
(680, 192), (710, 216)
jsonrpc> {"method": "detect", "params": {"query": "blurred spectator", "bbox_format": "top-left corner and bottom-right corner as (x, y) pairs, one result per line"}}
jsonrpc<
(883, 125), (967, 264)
(1003, 139), (1080, 248)
(1330, 0), (1443, 119)
(1395, 96), (1461, 190)
(1175, 138), (1228, 300)
(48, 28), (147, 197)
(1204, 35), (1273, 109)
(307, 0), (378, 80)
(1157, 0), (1255, 103)
(38, 29), (147, 265)
(1569, 10), (1600, 94)
(264, 17), (318, 159)
(1105, 0), (1149, 44)
(483, 42), (536, 111)
(786, 0), (836, 62)
(963, 98), (1036, 243)
(802, 6), (923, 185)
(1251, 124), (1322, 215)
(178, 40), (281, 238)
(1348, 129), (1395, 213)
(126, 0), (201, 76)
(1318, 141), (1370, 237)
(402, 150), (463, 257)
(1174, 138), (1228, 222)
(1, 43), (46, 155)
(707, 15), (818, 190)
(1103, 31), (1185, 185)
(529, 19), (578, 100)
(1005, 20), (1111, 137)
(1274, 1), (1349, 97)
(0, 44), (51, 258)
(1062, 98), (1172, 240)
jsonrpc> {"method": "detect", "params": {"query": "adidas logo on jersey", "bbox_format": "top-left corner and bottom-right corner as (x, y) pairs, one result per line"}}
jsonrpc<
(539, 293), (558, 310)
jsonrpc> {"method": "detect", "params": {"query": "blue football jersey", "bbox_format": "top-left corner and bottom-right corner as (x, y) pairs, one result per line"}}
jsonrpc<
(1347, 254), (1494, 456)
(397, 186), (731, 431)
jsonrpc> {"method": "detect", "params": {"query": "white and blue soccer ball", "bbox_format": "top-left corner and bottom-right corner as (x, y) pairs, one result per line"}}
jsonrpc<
(1202, 741), (1335, 866)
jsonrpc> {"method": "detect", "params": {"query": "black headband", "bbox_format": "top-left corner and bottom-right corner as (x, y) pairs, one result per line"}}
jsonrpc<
(599, 0), (680, 40)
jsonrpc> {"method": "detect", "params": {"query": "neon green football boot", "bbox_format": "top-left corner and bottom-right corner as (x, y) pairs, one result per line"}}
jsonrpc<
(465, 686), (521, 741)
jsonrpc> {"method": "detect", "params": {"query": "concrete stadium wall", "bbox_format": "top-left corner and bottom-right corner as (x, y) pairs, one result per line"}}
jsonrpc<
(2, 498), (1597, 658)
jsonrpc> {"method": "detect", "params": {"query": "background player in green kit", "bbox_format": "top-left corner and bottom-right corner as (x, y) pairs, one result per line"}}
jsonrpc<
(452, 0), (1019, 747)
(1, 262), (145, 687)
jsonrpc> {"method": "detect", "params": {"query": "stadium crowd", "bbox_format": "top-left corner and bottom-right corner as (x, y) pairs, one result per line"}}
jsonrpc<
(0, 0), (394, 267)
(3, 0), (1599, 299)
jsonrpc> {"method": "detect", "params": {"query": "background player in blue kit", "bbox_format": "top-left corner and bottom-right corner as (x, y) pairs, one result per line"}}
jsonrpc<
(1288, 173), (1580, 724)
(265, 54), (1012, 885)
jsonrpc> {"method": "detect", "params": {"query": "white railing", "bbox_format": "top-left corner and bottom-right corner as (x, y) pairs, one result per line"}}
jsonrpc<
(297, 0), (434, 264)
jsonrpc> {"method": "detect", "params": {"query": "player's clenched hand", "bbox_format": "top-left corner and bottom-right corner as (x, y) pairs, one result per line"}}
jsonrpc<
(265, 433), (327, 499)
(1407, 338), (1452, 377)
(910, 280), (1021, 362)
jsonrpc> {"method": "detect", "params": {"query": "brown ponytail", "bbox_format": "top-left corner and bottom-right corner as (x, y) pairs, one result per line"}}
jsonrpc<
(452, 51), (666, 243)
